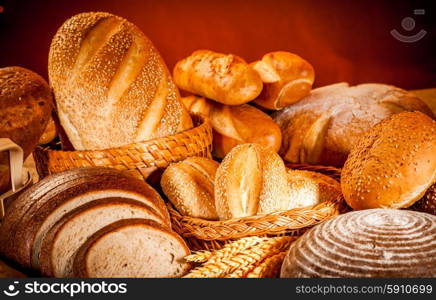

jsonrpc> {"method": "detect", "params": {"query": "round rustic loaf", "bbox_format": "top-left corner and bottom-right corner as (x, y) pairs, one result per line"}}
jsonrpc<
(341, 112), (436, 210)
(281, 209), (436, 278)
(273, 83), (434, 167)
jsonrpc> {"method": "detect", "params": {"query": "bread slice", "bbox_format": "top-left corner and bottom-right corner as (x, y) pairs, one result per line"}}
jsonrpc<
(1, 167), (169, 269)
(39, 198), (167, 277)
(73, 219), (191, 278)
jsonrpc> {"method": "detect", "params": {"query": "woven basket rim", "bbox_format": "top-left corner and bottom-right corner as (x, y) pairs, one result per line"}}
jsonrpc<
(36, 113), (210, 154)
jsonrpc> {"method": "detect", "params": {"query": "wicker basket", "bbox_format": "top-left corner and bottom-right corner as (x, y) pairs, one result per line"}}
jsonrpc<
(33, 114), (213, 180)
(169, 164), (347, 251)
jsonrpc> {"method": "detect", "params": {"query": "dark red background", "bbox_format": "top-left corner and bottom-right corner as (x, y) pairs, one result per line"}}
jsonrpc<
(0, 0), (435, 89)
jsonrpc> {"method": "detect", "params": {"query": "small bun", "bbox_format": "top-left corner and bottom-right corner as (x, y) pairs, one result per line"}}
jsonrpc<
(281, 209), (436, 278)
(341, 112), (436, 210)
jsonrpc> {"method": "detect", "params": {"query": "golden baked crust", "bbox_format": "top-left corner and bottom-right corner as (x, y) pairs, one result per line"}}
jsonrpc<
(49, 12), (192, 150)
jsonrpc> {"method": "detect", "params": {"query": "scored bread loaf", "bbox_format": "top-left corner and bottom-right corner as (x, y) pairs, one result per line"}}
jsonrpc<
(215, 143), (291, 220)
(73, 219), (191, 278)
(161, 157), (219, 220)
(173, 50), (263, 105)
(0, 66), (53, 193)
(273, 83), (434, 167)
(49, 12), (192, 150)
(250, 51), (315, 110)
(287, 169), (341, 208)
(39, 198), (167, 277)
(341, 112), (436, 210)
(281, 209), (436, 277)
(0, 167), (169, 269)
(182, 96), (282, 158)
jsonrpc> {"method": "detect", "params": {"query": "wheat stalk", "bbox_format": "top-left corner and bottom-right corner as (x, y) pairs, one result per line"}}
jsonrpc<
(184, 236), (296, 278)
(246, 251), (287, 278)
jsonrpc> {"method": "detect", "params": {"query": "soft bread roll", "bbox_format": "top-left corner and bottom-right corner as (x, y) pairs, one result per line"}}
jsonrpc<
(251, 51), (315, 110)
(273, 83), (434, 167)
(161, 157), (219, 220)
(173, 50), (263, 105)
(215, 143), (290, 220)
(73, 219), (191, 278)
(49, 12), (192, 150)
(182, 96), (282, 158)
(0, 66), (53, 193)
(281, 209), (436, 277)
(287, 169), (341, 208)
(341, 112), (436, 210)
(411, 183), (435, 215)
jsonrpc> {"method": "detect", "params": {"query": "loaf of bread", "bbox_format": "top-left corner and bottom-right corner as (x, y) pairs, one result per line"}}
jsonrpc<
(215, 143), (291, 220)
(287, 169), (341, 208)
(0, 167), (169, 270)
(251, 51), (314, 110)
(73, 219), (191, 278)
(411, 183), (435, 215)
(0, 259), (25, 278)
(281, 209), (436, 277)
(0, 66), (53, 193)
(341, 112), (436, 210)
(182, 96), (282, 158)
(273, 83), (434, 167)
(49, 12), (192, 150)
(173, 50), (263, 105)
(161, 157), (219, 220)
(39, 198), (167, 277)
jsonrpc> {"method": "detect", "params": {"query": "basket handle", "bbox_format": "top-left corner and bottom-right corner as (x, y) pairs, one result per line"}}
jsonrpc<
(0, 138), (25, 219)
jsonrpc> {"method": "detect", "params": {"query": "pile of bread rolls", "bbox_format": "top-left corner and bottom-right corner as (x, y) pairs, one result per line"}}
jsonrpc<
(1, 9), (435, 279)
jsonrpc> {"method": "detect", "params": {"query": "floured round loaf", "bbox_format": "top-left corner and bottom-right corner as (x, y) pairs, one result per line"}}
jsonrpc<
(39, 198), (167, 277)
(342, 112), (436, 210)
(215, 143), (290, 220)
(281, 209), (436, 278)
(73, 219), (191, 278)
(49, 12), (192, 150)
(273, 83), (434, 167)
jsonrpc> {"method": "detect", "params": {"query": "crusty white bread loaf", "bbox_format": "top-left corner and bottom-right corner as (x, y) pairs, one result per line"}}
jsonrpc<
(0, 167), (169, 269)
(411, 183), (435, 215)
(250, 51), (315, 110)
(182, 96), (282, 158)
(73, 219), (191, 278)
(281, 209), (436, 277)
(0, 66), (53, 193)
(173, 50), (263, 105)
(39, 198), (167, 277)
(0, 259), (25, 278)
(341, 112), (436, 210)
(287, 169), (341, 208)
(215, 143), (291, 220)
(48, 12), (192, 150)
(273, 83), (434, 167)
(161, 157), (219, 220)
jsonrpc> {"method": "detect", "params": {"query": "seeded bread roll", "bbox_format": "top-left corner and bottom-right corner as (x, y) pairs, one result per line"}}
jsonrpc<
(0, 66), (53, 193)
(182, 96), (282, 158)
(287, 169), (341, 208)
(161, 157), (219, 220)
(73, 219), (191, 278)
(281, 209), (436, 277)
(341, 112), (436, 210)
(173, 50), (263, 105)
(215, 143), (291, 220)
(49, 12), (192, 150)
(251, 51), (315, 110)
(273, 83), (434, 167)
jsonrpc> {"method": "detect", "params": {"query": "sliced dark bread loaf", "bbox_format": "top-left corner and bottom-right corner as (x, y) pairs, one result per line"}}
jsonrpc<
(0, 167), (169, 268)
(39, 198), (167, 277)
(73, 219), (191, 278)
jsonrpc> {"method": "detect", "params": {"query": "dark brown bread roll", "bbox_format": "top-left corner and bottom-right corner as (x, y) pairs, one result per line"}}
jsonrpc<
(0, 66), (53, 193)
(281, 209), (436, 278)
